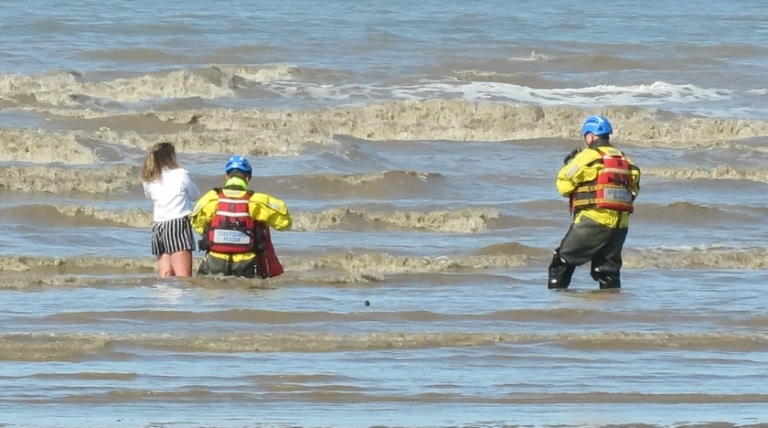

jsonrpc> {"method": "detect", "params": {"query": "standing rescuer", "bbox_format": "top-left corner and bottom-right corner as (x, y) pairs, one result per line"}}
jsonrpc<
(191, 156), (292, 278)
(548, 115), (641, 290)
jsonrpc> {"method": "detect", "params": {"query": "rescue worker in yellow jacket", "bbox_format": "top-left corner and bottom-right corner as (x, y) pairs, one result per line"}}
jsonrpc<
(191, 156), (292, 278)
(548, 115), (641, 290)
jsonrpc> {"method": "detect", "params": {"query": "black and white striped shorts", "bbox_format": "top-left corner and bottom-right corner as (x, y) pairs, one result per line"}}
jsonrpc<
(151, 216), (196, 256)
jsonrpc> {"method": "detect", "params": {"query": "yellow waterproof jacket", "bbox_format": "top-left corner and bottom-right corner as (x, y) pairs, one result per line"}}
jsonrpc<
(190, 177), (292, 262)
(556, 143), (641, 228)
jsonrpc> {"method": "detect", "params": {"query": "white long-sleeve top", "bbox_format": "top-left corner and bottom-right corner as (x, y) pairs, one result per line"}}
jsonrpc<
(143, 168), (200, 222)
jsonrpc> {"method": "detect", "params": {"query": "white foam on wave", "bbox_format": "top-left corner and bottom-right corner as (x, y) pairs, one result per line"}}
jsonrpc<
(508, 50), (552, 62)
(216, 64), (297, 83)
(0, 64), (744, 118)
(0, 64), (298, 106)
(262, 80), (733, 112)
(399, 81), (733, 107)
(0, 70), (234, 105)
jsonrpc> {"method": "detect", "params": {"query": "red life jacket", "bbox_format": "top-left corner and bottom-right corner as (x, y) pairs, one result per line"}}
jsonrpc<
(204, 188), (285, 279)
(570, 148), (634, 213)
(205, 189), (257, 254)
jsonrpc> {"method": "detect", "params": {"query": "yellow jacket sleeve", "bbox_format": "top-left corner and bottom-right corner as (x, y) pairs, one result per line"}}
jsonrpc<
(556, 149), (602, 197)
(248, 192), (293, 231)
(626, 155), (641, 200)
(190, 189), (219, 235)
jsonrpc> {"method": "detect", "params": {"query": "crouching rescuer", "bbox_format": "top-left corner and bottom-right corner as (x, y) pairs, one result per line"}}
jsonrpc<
(548, 115), (641, 290)
(191, 156), (293, 278)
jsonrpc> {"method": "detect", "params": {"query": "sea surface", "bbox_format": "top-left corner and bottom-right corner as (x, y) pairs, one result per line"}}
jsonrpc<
(2, 1), (768, 427)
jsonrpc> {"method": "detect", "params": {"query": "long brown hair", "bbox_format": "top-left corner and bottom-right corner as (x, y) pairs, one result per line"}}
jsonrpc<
(141, 142), (179, 183)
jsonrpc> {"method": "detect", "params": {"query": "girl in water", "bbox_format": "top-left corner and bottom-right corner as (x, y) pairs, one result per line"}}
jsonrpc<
(141, 142), (200, 277)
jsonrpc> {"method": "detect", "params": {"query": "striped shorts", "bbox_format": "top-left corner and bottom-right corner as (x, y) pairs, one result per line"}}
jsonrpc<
(151, 216), (196, 256)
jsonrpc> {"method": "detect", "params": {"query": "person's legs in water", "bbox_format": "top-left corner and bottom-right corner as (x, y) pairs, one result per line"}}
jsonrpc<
(590, 227), (628, 289)
(151, 221), (173, 277)
(170, 250), (193, 277)
(231, 258), (257, 278)
(156, 254), (174, 277)
(153, 217), (195, 277)
(591, 267), (620, 289)
(549, 216), (614, 289)
(196, 254), (212, 276)
(196, 254), (257, 278)
(197, 254), (232, 276)
(548, 250), (576, 289)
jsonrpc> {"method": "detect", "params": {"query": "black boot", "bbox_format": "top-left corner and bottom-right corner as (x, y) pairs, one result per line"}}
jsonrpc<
(548, 251), (576, 289)
(591, 268), (621, 289)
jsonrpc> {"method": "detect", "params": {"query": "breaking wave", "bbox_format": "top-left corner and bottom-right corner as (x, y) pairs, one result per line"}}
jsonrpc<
(632, 201), (767, 224)
(644, 165), (768, 183)
(623, 246), (768, 270)
(0, 204), (154, 228)
(292, 206), (502, 233)
(3, 245), (768, 281)
(122, 100), (768, 145)
(0, 204), (512, 233)
(0, 129), (99, 164)
(0, 165), (140, 194)
(0, 65), (298, 107)
(274, 170), (447, 200)
(474, 242), (550, 258)
(5, 98), (768, 150)
(0, 252), (530, 277)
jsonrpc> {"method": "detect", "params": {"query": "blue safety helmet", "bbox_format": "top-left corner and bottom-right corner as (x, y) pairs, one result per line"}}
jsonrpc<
(225, 155), (252, 174)
(581, 115), (613, 137)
